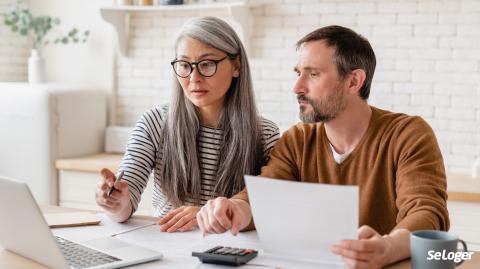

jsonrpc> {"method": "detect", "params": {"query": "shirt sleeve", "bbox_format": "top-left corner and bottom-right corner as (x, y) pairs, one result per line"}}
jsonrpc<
(393, 117), (450, 231)
(260, 118), (281, 163)
(119, 108), (164, 216)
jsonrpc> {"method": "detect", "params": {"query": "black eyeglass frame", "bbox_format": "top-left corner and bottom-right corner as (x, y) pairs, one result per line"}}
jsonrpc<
(170, 54), (238, 78)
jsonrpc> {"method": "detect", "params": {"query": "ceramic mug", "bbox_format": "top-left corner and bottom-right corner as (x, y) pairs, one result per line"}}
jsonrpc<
(411, 230), (471, 269)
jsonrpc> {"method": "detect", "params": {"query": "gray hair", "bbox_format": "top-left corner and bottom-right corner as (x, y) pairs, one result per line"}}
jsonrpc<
(160, 16), (263, 207)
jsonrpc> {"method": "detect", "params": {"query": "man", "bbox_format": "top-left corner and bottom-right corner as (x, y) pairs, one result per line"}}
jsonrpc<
(196, 25), (449, 269)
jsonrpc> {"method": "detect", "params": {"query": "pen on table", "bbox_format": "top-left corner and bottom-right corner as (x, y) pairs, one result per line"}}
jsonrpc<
(107, 170), (124, 196)
(110, 222), (157, 237)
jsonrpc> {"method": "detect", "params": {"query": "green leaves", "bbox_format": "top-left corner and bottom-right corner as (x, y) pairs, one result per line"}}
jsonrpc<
(3, 2), (32, 36)
(61, 28), (90, 43)
(2, 1), (90, 49)
(68, 28), (78, 37)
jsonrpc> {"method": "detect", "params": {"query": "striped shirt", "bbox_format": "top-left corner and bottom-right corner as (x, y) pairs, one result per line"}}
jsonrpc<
(119, 105), (280, 217)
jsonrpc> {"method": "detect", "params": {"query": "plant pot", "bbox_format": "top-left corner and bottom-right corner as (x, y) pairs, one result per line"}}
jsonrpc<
(28, 49), (46, 84)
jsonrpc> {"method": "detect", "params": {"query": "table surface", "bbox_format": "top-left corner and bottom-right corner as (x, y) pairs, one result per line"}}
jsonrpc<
(1, 206), (479, 269)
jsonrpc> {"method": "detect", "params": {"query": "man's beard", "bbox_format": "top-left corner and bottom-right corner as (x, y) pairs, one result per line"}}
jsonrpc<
(297, 86), (347, 123)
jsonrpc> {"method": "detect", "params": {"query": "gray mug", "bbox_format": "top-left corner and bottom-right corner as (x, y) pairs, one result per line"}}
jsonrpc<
(411, 230), (469, 269)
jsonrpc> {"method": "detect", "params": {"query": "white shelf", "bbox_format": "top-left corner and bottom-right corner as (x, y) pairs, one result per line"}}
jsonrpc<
(100, 1), (268, 56)
(102, 2), (247, 11)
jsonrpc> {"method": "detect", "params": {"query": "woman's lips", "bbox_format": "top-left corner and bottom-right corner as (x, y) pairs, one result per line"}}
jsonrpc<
(191, 89), (208, 96)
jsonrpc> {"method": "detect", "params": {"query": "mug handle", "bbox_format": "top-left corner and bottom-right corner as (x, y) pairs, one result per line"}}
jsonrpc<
(456, 239), (468, 266)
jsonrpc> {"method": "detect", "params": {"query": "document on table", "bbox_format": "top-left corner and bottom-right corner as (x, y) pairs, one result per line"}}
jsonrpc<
(44, 211), (101, 228)
(51, 213), (157, 242)
(245, 175), (359, 266)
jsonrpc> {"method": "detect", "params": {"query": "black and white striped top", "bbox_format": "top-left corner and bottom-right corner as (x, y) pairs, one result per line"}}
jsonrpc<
(119, 105), (280, 217)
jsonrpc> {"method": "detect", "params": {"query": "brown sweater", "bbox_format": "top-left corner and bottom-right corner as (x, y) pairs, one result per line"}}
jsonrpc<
(234, 106), (450, 235)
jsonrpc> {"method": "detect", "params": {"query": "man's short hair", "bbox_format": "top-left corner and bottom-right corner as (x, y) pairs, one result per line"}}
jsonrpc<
(296, 25), (376, 100)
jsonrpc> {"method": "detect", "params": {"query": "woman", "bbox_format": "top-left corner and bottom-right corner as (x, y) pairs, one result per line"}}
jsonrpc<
(95, 16), (279, 233)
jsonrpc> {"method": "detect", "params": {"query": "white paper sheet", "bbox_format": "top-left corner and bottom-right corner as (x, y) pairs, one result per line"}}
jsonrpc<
(245, 175), (359, 265)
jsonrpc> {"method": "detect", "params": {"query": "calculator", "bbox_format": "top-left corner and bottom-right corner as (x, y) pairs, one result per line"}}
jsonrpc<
(192, 246), (258, 266)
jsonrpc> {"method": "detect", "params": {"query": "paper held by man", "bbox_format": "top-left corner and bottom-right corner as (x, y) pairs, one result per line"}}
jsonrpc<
(245, 175), (359, 266)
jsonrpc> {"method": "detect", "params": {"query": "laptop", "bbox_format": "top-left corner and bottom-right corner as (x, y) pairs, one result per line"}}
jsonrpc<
(0, 176), (163, 269)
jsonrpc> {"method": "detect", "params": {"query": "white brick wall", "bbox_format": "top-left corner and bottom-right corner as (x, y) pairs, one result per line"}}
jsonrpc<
(115, 0), (480, 173)
(0, 0), (29, 81)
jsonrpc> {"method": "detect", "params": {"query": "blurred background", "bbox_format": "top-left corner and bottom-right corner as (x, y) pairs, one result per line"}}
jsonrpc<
(2, 0), (479, 172)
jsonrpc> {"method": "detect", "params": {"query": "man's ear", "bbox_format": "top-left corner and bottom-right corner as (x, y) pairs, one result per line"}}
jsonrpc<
(347, 69), (366, 95)
(232, 56), (241, 78)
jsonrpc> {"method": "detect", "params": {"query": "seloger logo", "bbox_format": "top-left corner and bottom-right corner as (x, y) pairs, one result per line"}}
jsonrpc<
(427, 250), (475, 263)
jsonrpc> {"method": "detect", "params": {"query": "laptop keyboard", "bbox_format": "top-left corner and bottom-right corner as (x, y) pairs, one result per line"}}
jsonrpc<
(56, 236), (121, 269)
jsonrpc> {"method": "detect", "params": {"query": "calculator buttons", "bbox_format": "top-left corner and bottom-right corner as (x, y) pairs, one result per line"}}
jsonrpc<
(192, 245), (258, 266)
(205, 246), (222, 253)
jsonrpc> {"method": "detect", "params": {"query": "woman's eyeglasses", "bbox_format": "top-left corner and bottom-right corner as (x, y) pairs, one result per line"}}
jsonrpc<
(171, 55), (235, 78)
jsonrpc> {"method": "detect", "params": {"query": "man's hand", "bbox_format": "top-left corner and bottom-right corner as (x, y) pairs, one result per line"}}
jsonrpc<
(332, 226), (410, 269)
(95, 168), (132, 222)
(332, 225), (391, 269)
(196, 197), (252, 236)
(158, 206), (200, 232)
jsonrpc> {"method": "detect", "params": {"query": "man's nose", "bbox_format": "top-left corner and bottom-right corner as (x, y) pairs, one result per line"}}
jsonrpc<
(293, 75), (307, 95)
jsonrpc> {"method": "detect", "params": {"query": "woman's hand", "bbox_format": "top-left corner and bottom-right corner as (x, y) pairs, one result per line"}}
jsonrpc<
(95, 168), (132, 222)
(158, 206), (200, 232)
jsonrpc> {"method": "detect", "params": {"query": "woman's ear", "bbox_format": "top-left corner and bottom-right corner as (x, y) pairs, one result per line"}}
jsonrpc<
(232, 56), (241, 78)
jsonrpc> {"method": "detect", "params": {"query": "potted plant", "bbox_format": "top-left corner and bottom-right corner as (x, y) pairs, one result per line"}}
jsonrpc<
(3, 1), (90, 83)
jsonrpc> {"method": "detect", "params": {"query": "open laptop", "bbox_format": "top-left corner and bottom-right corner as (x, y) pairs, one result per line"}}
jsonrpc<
(0, 176), (162, 269)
